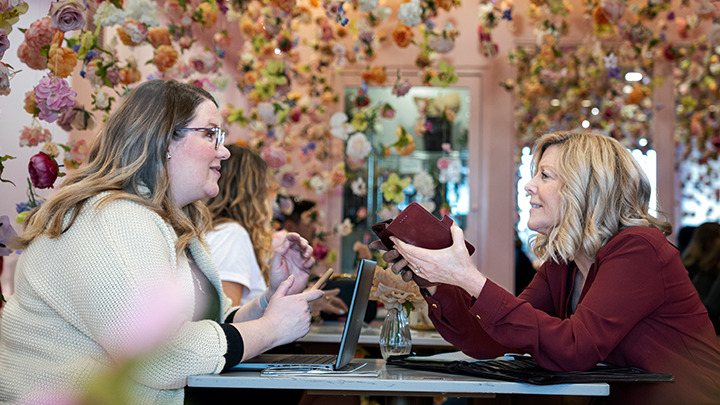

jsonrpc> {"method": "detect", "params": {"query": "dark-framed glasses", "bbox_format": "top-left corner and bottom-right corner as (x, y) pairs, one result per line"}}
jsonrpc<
(176, 127), (226, 150)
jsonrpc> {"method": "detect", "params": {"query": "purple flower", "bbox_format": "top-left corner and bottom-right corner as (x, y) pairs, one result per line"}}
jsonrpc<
(280, 172), (296, 189)
(49, 0), (86, 33)
(16, 200), (43, 214)
(33, 75), (77, 123)
(359, 30), (374, 44)
(0, 28), (9, 60)
(0, 215), (18, 256)
(57, 103), (79, 131)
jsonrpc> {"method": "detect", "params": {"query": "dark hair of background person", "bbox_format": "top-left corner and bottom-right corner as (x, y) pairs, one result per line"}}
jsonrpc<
(280, 198), (316, 226)
(206, 145), (272, 283)
(677, 225), (698, 255)
(12, 79), (216, 255)
(681, 222), (720, 281)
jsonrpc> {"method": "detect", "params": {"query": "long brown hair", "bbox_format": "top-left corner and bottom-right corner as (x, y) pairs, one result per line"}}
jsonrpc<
(206, 145), (272, 282)
(682, 222), (720, 274)
(13, 79), (217, 255)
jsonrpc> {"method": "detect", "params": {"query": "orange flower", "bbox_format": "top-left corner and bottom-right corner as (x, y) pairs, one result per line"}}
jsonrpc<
(244, 71), (258, 85)
(592, 6), (609, 25)
(153, 45), (178, 73)
(330, 162), (347, 186)
(540, 44), (555, 64)
(627, 86), (644, 105)
(309, 0), (319, 7)
(118, 67), (141, 85)
(434, 0), (454, 11)
(260, 43), (276, 59)
(239, 16), (255, 37)
(336, 26), (348, 38)
(246, 89), (260, 105)
(198, 3), (218, 29)
(47, 42), (78, 78)
(392, 24), (414, 48)
(148, 27), (171, 48)
(235, 138), (249, 147)
(24, 90), (37, 115)
(361, 65), (387, 85)
(321, 91), (335, 104)
(117, 20), (147, 47)
(270, 0), (296, 12)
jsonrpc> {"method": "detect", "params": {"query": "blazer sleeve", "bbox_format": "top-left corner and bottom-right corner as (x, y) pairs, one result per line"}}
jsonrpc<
(468, 232), (666, 371)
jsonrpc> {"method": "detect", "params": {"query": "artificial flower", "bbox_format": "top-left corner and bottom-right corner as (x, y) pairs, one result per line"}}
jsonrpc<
(0, 60), (9, 95)
(41, 142), (60, 158)
(153, 45), (178, 73)
(0, 28), (9, 59)
(23, 90), (36, 114)
(394, 126), (415, 156)
(33, 75), (76, 123)
(329, 112), (353, 140)
(0, 214), (18, 256)
(124, 0), (159, 28)
(351, 177), (367, 197)
(63, 138), (87, 169)
(308, 173), (328, 194)
(117, 19), (148, 46)
(189, 50), (218, 74)
(346, 132), (372, 160)
(358, 0), (378, 12)
(397, 0), (422, 27)
(392, 24), (413, 48)
(28, 151), (59, 189)
(360, 65), (387, 85)
(197, 2), (218, 29)
(24, 17), (57, 51)
(47, 38), (78, 78)
(330, 161), (346, 186)
(438, 158), (461, 184)
(381, 173), (411, 203)
(19, 125), (51, 147)
(413, 170), (436, 198)
(49, 0), (85, 32)
(261, 144), (287, 169)
(56, 102), (78, 131)
(118, 66), (141, 85)
(147, 27), (170, 48)
(429, 36), (455, 54)
(93, 1), (126, 27)
(312, 241), (329, 261)
(369, 264), (424, 314)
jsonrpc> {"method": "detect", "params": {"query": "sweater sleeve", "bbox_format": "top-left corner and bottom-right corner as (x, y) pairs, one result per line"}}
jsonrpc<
(49, 200), (229, 390)
(468, 232), (666, 371)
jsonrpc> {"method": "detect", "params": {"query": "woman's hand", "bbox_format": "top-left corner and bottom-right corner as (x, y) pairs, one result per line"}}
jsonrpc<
(309, 288), (348, 316)
(262, 276), (324, 347)
(267, 232), (315, 296)
(368, 240), (438, 288)
(390, 224), (487, 298)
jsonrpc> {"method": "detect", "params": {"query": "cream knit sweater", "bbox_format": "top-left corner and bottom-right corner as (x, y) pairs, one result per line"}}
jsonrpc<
(0, 195), (235, 404)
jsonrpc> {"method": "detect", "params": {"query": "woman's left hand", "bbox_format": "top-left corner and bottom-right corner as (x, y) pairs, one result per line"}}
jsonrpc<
(268, 232), (315, 296)
(391, 224), (487, 297)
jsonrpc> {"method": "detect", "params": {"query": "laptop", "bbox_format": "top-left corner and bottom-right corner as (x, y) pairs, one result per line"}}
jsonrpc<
(232, 259), (377, 371)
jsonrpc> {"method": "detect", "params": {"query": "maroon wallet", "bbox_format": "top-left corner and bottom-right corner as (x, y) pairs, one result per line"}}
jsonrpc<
(371, 202), (475, 256)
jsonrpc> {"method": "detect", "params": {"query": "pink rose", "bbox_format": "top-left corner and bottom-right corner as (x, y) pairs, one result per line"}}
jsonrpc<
(280, 172), (296, 188)
(49, 0), (86, 32)
(189, 50), (217, 74)
(437, 158), (451, 170)
(17, 41), (48, 70)
(28, 152), (59, 189)
(0, 28), (9, 60)
(56, 102), (79, 131)
(19, 125), (52, 147)
(25, 17), (58, 51)
(261, 145), (287, 169)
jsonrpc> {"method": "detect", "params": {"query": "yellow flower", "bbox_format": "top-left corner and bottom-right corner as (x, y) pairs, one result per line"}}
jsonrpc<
(350, 111), (368, 132)
(381, 173), (411, 203)
(239, 16), (255, 37)
(198, 2), (218, 29)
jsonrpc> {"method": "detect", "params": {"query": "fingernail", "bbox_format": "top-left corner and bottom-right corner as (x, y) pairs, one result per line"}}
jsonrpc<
(338, 310), (346, 315)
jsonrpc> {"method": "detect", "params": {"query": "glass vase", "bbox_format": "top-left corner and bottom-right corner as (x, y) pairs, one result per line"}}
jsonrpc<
(379, 307), (412, 360)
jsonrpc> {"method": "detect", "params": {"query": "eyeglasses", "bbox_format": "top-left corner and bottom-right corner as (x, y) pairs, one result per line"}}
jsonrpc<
(176, 127), (226, 150)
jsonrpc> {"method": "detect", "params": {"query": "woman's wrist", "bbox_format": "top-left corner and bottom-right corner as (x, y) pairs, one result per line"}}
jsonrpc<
(259, 289), (270, 310)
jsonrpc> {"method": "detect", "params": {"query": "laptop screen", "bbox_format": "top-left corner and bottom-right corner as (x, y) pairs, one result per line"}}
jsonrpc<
(334, 259), (376, 369)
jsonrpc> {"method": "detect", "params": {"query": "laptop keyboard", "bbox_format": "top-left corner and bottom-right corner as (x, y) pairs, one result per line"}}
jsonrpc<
(281, 354), (337, 365)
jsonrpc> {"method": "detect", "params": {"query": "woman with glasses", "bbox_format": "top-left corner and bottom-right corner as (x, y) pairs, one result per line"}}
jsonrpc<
(0, 79), (323, 404)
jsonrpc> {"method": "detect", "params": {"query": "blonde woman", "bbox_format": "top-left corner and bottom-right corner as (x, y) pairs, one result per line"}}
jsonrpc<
(0, 80), (323, 404)
(205, 145), (273, 306)
(373, 132), (720, 404)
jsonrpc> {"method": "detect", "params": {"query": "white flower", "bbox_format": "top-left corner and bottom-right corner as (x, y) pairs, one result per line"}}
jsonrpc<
(358, 0), (379, 12)
(372, 6), (392, 21)
(438, 159), (461, 184)
(94, 2), (126, 27)
(0, 63), (10, 96)
(477, 3), (494, 27)
(85, 64), (104, 88)
(397, 0), (422, 27)
(351, 177), (367, 197)
(124, 22), (147, 44)
(379, 205), (400, 221)
(332, 43), (346, 56)
(417, 200), (436, 213)
(257, 102), (280, 125)
(309, 174), (328, 194)
(346, 132), (372, 160)
(334, 218), (353, 236)
(298, 96), (311, 108)
(125, 0), (159, 27)
(603, 52), (617, 69)
(413, 170), (436, 199)
(330, 112), (354, 140)
(94, 87), (110, 110)
(428, 36), (454, 54)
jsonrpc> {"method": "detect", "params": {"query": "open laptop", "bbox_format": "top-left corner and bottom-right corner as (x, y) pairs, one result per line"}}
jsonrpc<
(232, 259), (377, 371)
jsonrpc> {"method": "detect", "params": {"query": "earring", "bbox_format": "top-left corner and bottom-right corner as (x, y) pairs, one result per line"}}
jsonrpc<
(525, 192), (530, 197)
(166, 153), (171, 159)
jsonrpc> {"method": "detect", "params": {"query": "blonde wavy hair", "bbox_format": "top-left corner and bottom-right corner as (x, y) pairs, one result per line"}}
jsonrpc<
(205, 145), (272, 282)
(529, 132), (672, 264)
(13, 79), (216, 255)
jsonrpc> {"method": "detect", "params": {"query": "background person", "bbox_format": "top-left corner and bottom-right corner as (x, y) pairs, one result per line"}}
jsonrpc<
(373, 132), (720, 405)
(0, 79), (323, 404)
